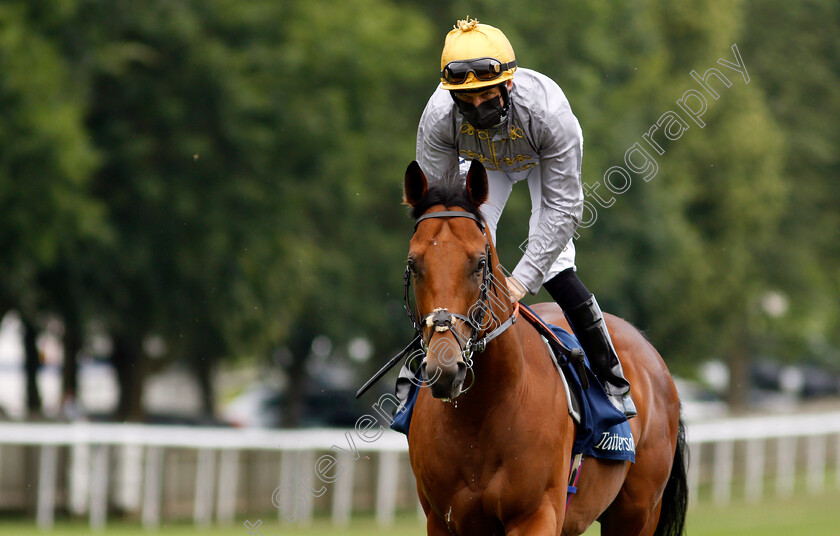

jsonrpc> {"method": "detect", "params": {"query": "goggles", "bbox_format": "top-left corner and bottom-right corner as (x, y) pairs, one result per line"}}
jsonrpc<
(441, 57), (517, 85)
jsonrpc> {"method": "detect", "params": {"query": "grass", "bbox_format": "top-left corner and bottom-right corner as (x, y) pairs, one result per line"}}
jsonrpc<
(2, 489), (840, 535)
(684, 490), (840, 536)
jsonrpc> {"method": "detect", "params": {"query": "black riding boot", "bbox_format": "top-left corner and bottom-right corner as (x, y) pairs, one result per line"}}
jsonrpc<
(565, 296), (637, 417)
(544, 269), (636, 418)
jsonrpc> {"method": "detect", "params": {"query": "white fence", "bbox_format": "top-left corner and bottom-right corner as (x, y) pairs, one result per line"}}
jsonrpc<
(1, 410), (840, 529)
(686, 410), (840, 504)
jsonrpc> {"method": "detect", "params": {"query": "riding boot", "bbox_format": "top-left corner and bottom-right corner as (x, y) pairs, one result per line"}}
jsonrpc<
(393, 337), (425, 414)
(395, 362), (415, 407)
(565, 296), (637, 418)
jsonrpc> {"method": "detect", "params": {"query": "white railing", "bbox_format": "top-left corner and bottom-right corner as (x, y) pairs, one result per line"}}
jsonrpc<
(1, 410), (839, 529)
(0, 422), (412, 530)
(686, 410), (840, 504)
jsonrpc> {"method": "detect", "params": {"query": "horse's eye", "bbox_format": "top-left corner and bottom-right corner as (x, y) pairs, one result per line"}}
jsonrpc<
(407, 259), (417, 273)
(475, 259), (487, 273)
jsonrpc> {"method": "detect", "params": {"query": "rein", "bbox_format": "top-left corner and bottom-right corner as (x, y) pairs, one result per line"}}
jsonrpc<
(404, 210), (517, 363)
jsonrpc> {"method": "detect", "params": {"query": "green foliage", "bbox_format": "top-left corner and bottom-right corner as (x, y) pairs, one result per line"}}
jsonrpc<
(0, 0), (836, 419)
(740, 0), (840, 364)
(0, 1), (102, 313)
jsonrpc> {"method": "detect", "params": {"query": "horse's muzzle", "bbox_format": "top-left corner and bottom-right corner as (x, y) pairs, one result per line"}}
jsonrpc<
(422, 359), (467, 400)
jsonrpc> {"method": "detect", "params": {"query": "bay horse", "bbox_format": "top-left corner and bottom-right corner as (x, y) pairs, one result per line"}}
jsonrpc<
(402, 159), (687, 536)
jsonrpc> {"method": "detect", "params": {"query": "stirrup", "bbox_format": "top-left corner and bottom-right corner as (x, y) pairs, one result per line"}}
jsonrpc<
(607, 391), (637, 418)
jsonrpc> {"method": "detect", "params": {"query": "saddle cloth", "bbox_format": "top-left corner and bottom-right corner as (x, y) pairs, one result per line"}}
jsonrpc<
(390, 303), (635, 463)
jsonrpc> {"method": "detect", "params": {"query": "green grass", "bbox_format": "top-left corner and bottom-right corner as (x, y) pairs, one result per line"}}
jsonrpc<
(685, 490), (840, 536)
(3, 490), (840, 535)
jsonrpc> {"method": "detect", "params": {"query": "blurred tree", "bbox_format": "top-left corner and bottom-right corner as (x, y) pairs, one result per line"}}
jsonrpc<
(623, 0), (786, 409)
(249, 0), (435, 424)
(58, 0), (323, 420)
(40, 0), (433, 423)
(0, 1), (103, 417)
(1, 0), (834, 424)
(740, 0), (840, 368)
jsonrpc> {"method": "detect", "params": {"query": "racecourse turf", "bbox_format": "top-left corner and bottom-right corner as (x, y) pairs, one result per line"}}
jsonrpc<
(2, 488), (839, 535)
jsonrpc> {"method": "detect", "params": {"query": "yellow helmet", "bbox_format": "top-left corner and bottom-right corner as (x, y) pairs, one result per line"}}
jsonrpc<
(440, 17), (517, 91)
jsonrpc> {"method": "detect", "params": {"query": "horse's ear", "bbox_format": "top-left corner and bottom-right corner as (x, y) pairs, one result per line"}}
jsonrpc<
(465, 159), (489, 207)
(404, 161), (428, 207)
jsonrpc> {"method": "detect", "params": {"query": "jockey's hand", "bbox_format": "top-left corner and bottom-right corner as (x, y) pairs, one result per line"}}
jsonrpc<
(505, 276), (527, 303)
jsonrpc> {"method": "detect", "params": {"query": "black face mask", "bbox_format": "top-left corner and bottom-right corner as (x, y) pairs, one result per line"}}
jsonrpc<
(453, 88), (510, 129)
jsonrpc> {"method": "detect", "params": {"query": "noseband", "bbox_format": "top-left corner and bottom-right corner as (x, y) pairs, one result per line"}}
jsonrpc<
(404, 210), (517, 366)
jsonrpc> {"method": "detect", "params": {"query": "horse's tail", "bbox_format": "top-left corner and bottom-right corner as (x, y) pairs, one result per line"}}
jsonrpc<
(653, 416), (688, 536)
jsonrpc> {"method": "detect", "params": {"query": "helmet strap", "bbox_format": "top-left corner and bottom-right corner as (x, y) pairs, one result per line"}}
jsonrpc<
(499, 83), (511, 118)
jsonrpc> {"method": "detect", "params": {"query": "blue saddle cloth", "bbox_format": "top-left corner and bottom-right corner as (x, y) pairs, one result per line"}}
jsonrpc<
(390, 304), (635, 463)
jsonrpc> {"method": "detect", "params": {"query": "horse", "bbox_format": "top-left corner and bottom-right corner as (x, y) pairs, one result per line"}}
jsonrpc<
(402, 159), (687, 536)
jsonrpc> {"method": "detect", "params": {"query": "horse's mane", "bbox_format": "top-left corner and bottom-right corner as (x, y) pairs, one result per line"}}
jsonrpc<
(409, 168), (482, 221)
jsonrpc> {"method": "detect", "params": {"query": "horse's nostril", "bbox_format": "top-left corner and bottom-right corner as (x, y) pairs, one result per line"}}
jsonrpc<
(454, 362), (467, 388)
(420, 361), (428, 379)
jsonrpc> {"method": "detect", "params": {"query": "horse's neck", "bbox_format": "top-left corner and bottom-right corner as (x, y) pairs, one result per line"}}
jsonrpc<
(462, 321), (528, 404)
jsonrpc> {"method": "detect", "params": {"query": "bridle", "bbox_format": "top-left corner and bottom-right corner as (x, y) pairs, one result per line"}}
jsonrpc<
(403, 210), (517, 372)
(354, 208), (519, 400)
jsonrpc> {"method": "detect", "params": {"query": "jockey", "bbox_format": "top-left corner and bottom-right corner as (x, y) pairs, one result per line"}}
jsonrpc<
(415, 17), (636, 417)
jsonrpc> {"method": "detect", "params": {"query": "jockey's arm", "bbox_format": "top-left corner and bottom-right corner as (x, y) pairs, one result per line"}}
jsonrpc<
(416, 92), (459, 183)
(511, 107), (584, 295)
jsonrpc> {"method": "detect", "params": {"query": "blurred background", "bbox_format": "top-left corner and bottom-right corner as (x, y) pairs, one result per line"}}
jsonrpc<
(0, 0), (838, 534)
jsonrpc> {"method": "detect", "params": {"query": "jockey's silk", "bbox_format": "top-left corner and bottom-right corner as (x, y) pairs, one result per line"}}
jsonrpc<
(416, 68), (584, 294)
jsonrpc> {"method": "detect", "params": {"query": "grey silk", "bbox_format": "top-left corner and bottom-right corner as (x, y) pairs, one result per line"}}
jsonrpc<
(416, 68), (584, 293)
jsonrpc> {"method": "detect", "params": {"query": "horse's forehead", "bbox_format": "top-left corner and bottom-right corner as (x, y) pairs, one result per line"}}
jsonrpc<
(411, 214), (485, 255)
